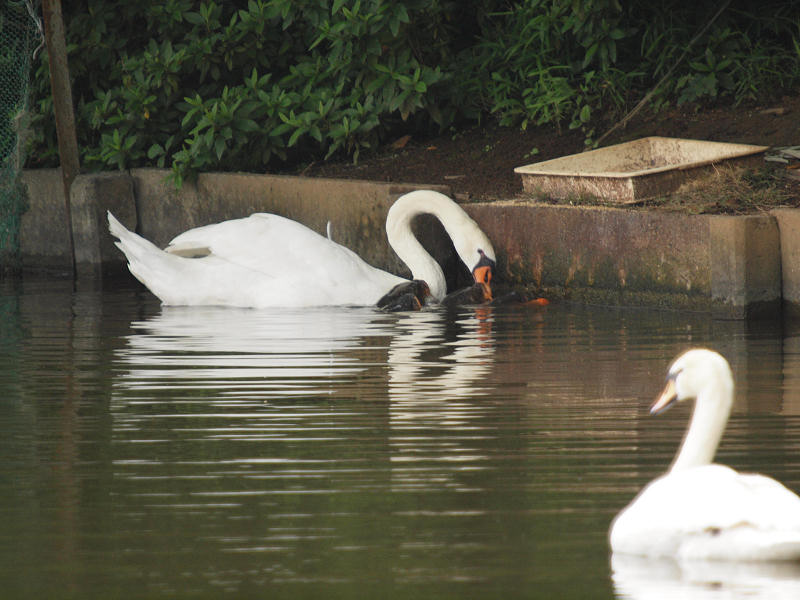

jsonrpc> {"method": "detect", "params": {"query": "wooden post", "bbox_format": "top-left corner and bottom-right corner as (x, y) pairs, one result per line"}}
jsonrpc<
(41, 0), (79, 274)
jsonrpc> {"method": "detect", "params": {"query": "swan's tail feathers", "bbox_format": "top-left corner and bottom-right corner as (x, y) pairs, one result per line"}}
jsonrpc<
(106, 210), (131, 245)
(107, 211), (160, 266)
(107, 211), (183, 303)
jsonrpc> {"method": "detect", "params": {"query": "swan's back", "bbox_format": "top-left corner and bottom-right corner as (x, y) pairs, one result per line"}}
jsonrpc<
(610, 464), (800, 561)
(166, 214), (324, 263)
(110, 212), (403, 307)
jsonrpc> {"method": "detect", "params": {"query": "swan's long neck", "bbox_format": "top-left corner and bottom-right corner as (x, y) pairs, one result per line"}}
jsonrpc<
(386, 191), (493, 301)
(670, 375), (733, 472)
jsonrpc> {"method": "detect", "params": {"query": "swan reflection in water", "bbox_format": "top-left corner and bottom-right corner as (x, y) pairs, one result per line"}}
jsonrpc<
(113, 305), (496, 493)
(386, 307), (496, 492)
(388, 307), (494, 419)
(117, 307), (494, 402)
(114, 306), (393, 398)
(612, 554), (800, 600)
(114, 304), (495, 405)
(389, 307), (494, 391)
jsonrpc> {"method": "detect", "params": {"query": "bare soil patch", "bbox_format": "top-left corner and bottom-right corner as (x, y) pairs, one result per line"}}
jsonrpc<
(298, 97), (800, 212)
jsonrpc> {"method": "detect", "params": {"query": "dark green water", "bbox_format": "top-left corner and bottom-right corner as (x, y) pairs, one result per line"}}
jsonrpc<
(2, 277), (800, 599)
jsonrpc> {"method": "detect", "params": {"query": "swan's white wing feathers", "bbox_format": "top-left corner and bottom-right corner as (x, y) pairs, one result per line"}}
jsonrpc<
(610, 464), (800, 560)
(111, 212), (403, 307)
(165, 214), (353, 275)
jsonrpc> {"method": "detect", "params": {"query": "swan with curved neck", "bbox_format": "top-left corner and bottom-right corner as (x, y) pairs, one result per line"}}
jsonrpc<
(610, 348), (800, 562)
(651, 348), (734, 473)
(386, 190), (495, 300)
(108, 189), (496, 308)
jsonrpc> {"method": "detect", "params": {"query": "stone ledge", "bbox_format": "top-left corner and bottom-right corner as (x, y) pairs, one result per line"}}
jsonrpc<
(771, 209), (800, 316)
(466, 202), (781, 318)
(19, 168), (71, 272)
(17, 169), (794, 318)
(71, 171), (137, 277)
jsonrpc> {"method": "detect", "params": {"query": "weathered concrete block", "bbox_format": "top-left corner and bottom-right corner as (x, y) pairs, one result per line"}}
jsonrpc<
(771, 209), (800, 313)
(466, 202), (781, 316)
(70, 172), (137, 277)
(19, 168), (72, 272)
(466, 202), (713, 309)
(710, 215), (781, 318)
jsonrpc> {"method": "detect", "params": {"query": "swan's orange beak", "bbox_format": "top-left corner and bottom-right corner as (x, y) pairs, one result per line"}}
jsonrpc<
(473, 265), (492, 300)
(472, 250), (495, 301)
(651, 377), (678, 415)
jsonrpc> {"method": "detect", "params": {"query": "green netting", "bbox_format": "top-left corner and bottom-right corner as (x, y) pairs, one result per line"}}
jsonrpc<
(0, 1), (39, 272)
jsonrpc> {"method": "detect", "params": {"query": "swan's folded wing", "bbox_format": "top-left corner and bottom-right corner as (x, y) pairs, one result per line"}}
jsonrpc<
(167, 214), (312, 266)
(166, 214), (357, 276)
(164, 213), (403, 305)
(630, 466), (800, 531)
(611, 464), (800, 560)
(736, 472), (800, 528)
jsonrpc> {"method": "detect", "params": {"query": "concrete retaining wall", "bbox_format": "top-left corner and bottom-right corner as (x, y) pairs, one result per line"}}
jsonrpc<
(17, 168), (797, 317)
(772, 209), (800, 317)
(466, 202), (781, 317)
(20, 168), (72, 272)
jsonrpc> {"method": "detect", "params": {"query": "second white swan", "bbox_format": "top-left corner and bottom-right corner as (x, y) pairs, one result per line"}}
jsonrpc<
(108, 189), (495, 308)
(609, 348), (800, 562)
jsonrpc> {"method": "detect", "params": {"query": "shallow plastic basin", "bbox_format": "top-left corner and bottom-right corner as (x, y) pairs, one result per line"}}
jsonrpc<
(514, 137), (768, 203)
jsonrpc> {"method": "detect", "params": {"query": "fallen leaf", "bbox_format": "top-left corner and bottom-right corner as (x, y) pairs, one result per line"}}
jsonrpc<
(391, 134), (411, 149)
(525, 298), (550, 306)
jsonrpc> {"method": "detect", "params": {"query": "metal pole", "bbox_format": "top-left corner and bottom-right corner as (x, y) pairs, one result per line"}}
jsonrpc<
(41, 0), (79, 274)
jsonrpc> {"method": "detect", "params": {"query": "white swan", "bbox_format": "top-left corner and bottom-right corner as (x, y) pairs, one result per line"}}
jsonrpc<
(107, 190), (496, 308)
(609, 348), (800, 562)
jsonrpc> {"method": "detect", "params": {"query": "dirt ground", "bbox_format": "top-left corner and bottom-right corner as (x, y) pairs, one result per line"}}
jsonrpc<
(300, 96), (800, 210)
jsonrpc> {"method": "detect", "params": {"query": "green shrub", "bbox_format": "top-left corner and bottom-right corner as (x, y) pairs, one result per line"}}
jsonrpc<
(25, 0), (800, 179)
(454, 0), (800, 144)
(28, 0), (457, 183)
